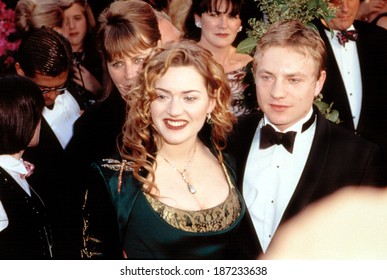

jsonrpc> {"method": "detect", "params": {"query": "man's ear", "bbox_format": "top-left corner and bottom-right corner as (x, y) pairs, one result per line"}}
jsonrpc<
(314, 70), (326, 98)
(15, 62), (25, 76)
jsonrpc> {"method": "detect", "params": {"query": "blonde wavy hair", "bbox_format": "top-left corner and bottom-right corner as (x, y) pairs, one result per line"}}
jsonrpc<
(120, 40), (236, 193)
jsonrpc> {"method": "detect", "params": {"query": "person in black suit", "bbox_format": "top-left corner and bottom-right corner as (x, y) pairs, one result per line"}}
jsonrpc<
(230, 20), (386, 258)
(312, 0), (387, 164)
(0, 75), (51, 259)
(15, 26), (82, 258)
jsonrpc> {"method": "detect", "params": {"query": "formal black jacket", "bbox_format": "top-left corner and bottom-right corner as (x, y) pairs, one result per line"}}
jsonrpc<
(0, 167), (52, 259)
(229, 107), (387, 255)
(23, 118), (80, 258)
(65, 88), (126, 171)
(313, 19), (387, 160)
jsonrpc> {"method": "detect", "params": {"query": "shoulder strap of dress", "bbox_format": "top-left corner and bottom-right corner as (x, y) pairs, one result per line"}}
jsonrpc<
(371, 13), (387, 25)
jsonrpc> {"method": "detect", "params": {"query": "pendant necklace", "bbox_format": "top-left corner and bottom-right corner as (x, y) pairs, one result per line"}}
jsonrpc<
(159, 143), (197, 194)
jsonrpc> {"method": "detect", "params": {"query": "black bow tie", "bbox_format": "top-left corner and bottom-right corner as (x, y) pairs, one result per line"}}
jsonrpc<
(260, 125), (297, 153)
(259, 113), (316, 153)
(337, 30), (358, 46)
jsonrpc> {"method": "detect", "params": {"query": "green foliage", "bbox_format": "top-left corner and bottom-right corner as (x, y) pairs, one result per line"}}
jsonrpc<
(314, 94), (341, 124)
(237, 0), (336, 54)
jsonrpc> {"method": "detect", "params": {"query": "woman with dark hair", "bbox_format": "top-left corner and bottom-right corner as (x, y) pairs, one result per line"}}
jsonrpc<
(184, 0), (257, 116)
(0, 75), (51, 259)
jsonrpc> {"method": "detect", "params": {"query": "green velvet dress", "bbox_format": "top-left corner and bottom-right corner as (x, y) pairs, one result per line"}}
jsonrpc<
(81, 148), (253, 259)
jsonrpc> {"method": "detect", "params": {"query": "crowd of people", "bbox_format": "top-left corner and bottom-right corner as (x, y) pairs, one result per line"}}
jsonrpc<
(0, 0), (386, 260)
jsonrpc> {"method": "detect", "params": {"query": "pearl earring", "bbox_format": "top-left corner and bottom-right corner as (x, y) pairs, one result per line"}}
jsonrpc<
(238, 26), (242, 32)
(195, 21), (202, 28)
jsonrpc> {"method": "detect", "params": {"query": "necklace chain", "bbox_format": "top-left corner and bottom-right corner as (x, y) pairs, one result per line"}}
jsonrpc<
(159, 143), (197, 194)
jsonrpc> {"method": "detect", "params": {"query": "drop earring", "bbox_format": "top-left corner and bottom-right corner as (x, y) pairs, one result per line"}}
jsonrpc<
(195, 21), (202, 28)
(238, 26), (242, 32)
(206, 113), (212, 124)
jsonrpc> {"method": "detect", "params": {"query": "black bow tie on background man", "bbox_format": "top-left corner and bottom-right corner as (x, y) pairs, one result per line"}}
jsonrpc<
(337, 30), (358, 46)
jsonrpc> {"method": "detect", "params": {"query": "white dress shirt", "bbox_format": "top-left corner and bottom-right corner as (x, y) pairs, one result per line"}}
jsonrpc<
(243, 109), (316, 252)
(43, 90), (81, 149)
(325, 26), (362, 128)
(0, 155), (31, 232)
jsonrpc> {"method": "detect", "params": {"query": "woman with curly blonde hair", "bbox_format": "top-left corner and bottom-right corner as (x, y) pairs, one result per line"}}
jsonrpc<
(81, 40), (256, 259)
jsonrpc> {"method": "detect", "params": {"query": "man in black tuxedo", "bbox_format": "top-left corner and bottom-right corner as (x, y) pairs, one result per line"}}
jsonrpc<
(230, 20), (386, 258)
(15, 27), (82, 258)
(313, 0), (387, 162)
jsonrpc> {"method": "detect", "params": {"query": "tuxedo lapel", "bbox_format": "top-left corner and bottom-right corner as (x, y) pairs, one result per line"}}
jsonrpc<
(232, 112), (262, 192)
(314, 20), (355, 131)
(39, 117), (64, 151)
(280, 111), (330, 223)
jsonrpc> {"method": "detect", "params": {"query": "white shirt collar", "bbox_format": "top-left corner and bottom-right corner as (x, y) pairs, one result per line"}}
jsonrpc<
(263, 108), (314, 134)
(0, 155), (28, 175)
(0, 154), (31, 196)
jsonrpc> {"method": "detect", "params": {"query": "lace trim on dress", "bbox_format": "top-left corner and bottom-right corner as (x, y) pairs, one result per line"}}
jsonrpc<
(143, 162), (241, 233)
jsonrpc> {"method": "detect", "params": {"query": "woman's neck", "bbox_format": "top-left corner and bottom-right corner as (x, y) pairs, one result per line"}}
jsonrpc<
(198, 41), (234, 66)
(158, 138), (199, 162)
(72, 44), (84, 53)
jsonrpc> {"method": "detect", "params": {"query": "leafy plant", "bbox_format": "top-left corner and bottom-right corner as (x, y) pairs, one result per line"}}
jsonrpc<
(314, 94), (340, 124)
(237, 0), (336, 54)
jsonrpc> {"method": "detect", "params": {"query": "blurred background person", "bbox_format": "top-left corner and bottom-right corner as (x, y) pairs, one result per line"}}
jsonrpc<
(356, 0), (387, 29)
(14, 0), (64, 37)
(142, 0), (182, 43)
(60, 0), (103, 109)
(262, 186), (387, 259)
(313, 0), (387, 167)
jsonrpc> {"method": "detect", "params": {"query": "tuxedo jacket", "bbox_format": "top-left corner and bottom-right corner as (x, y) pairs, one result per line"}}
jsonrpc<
(23, 117), (80, 258)
(229, 108), (387, 255)
(0, 167), (52, 259)
(23, 117), (66, 204)
(65, 88), (126, 175)
(314, 20), (387, 158)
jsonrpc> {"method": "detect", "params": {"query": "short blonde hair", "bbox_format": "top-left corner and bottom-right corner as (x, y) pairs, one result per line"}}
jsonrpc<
(253, 20), (327, 79)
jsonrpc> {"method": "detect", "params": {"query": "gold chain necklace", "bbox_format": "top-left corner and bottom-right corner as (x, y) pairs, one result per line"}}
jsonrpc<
(159, 143), (197, 194)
